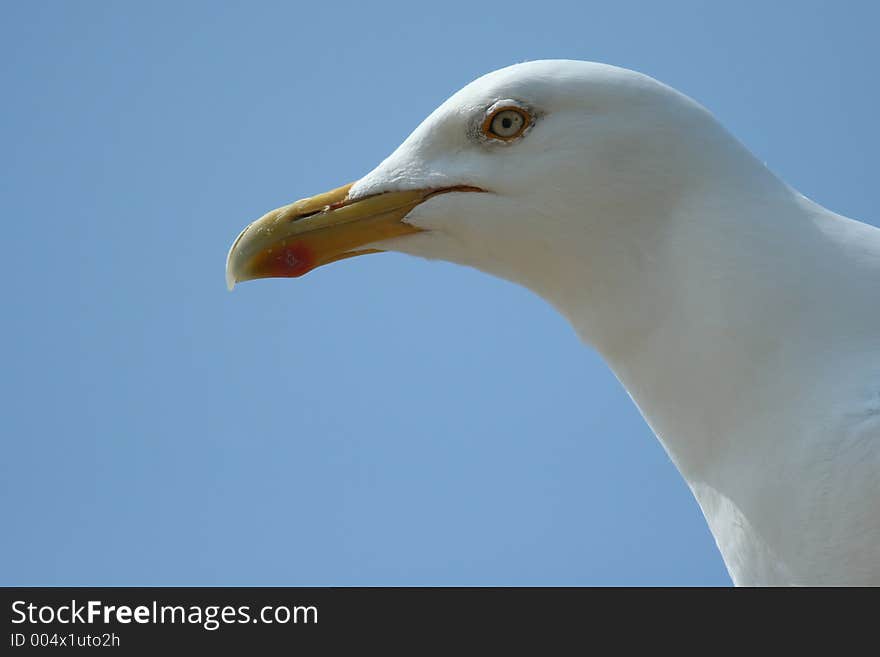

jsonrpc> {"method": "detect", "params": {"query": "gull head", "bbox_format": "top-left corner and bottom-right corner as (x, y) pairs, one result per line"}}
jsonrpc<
(226, 60), (754, 323)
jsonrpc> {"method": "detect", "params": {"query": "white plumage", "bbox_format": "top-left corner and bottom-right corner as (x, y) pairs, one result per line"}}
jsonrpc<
(230, 60), (880, 585)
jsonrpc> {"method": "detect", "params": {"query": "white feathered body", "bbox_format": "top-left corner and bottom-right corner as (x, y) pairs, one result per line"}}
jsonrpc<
(349, 60), (880, 584)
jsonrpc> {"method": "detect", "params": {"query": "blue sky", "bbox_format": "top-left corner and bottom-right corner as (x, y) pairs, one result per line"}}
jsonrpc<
(2, 1), (877, 585)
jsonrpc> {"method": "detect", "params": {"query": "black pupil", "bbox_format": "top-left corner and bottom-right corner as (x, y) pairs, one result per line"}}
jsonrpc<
(501, 116), (513, 130)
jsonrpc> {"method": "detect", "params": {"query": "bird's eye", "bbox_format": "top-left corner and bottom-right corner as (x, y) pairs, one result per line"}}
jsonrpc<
(482, 107), (530, 141)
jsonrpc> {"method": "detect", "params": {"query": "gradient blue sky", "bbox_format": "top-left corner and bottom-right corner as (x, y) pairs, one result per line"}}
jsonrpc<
(2, 1), (877, 586)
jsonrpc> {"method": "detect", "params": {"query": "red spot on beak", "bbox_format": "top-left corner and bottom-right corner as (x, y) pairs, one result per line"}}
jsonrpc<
(263, 243), (315, 278)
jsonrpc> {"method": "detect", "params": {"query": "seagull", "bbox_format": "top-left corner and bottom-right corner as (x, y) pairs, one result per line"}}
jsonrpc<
(226, 60), (879, 586)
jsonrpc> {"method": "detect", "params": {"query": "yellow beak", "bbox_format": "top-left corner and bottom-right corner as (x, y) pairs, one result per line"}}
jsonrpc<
(226, 183), (483, 289)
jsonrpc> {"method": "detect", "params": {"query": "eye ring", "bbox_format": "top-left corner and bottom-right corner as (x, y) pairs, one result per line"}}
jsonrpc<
(481, 106), (531, 141)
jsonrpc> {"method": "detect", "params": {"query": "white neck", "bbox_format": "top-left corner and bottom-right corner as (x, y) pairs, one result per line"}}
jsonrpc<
(383, 100), (880, 584)
(515, 144), (880, 584)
